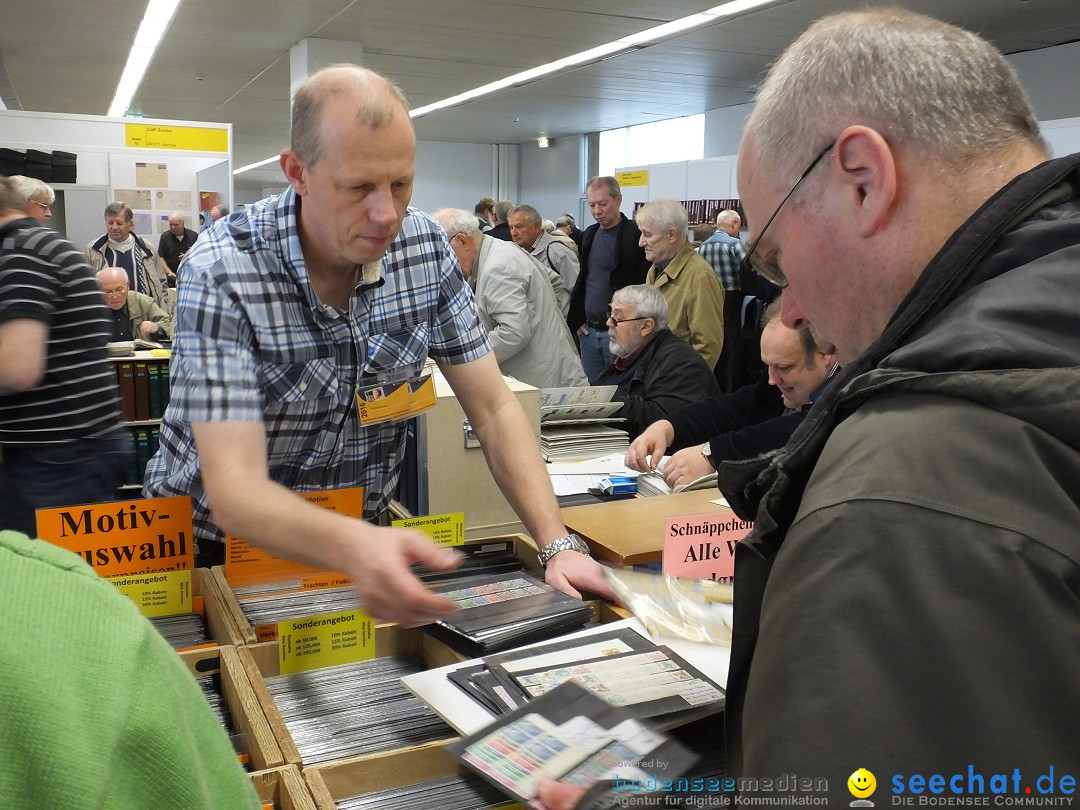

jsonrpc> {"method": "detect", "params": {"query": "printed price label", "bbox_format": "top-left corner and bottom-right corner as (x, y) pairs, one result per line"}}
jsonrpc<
(108, 569), (192, 617)
(392, 511), (465, 546)
(277, 609), (375, 675)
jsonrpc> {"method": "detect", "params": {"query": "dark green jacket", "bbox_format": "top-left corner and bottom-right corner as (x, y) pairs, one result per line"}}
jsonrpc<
(721, 154), (1080, 799)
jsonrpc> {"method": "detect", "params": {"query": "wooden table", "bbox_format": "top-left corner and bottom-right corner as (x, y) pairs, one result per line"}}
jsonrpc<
(560, 489), (734, 565)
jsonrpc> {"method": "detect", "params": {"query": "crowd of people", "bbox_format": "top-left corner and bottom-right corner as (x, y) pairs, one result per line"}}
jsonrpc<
(2, 6), (1078, 807)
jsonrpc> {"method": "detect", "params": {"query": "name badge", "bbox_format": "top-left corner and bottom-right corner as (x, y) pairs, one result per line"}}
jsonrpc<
(356, 373), (437, 425)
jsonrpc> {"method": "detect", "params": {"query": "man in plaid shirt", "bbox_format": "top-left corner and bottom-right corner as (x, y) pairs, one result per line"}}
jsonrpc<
(144, 65), (609, 624)
(698, 208), (746, 292)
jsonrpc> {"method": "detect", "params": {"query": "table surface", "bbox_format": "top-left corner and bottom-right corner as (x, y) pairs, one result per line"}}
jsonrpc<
(560, 489), (734, 565)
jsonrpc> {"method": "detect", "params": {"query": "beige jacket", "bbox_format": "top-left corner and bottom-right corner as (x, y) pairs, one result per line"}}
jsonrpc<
(646, 241), (726, 370)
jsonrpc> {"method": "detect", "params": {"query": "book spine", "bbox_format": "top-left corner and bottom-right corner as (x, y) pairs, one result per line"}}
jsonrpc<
(135, 428), (150, 485)
(117, 362), (136, 421)
(159, 363), (171, 415)
(133, 361), (150, 421)
(147, 362), (162, 419)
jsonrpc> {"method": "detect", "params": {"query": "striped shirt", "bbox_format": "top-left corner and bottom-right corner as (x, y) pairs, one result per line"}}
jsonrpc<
(143, 190), (491, 541)
(0, 219), (125, 444)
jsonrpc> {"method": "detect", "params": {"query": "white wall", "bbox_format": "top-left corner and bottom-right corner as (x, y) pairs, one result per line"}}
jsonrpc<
(518, 135), (584, 224)
(412, 140), (495, 215)
(1008, 41), (1080, 123)
(704, 102), (752, 158)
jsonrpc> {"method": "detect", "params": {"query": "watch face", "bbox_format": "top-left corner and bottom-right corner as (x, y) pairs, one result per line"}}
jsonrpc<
(702, 443), (711, 458)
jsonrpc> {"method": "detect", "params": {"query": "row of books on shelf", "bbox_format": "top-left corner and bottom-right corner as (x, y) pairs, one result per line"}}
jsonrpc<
(115, 359), (171, 422)
(123, 426), (160, 487)
(632, 197), (743, 226)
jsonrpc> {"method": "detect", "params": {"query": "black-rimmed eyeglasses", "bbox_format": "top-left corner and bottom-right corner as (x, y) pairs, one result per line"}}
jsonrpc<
(741, 140), (836, 288)
(606, 306), (652, 328)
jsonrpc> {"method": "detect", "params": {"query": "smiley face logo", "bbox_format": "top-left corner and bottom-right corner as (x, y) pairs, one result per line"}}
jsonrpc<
(848, 768), (877, 798)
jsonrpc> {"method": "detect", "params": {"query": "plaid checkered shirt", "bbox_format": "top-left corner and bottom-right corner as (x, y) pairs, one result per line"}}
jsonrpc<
(143, 190), (491, 542)
(698, 230), (747, 291)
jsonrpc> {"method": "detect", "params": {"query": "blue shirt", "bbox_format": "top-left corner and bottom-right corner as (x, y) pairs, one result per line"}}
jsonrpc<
(698, 230), (746, 291)
(143, 190), (491, 541)
(584, 225), (618, 324)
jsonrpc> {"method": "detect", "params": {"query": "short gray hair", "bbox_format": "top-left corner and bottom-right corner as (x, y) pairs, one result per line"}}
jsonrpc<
(585, 176), (620, 198)
(611, 284), (669, 331)
(104, 202), (133, 223)
(8, 175), (55, 207)
(291, 64), (410, 167)
(746, 8), (1046, 179)
(509, 204), (541, 224)
(716, 209), (740, 230)
(494, 199), (515, 222)
(555, 215), (574, 228)
(432, 207), (481, 239)
(635, 199), (687, 235)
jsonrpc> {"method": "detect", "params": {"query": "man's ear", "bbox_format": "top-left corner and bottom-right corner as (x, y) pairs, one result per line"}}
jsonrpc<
(832, 125), (898, 238)
(641, 318), (657, 338)
(280, 149), (308, 195)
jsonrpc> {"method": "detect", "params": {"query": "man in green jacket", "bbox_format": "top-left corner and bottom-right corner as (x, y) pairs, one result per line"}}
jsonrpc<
(97, 266), (173, 341)
(0, 530), (259, 808)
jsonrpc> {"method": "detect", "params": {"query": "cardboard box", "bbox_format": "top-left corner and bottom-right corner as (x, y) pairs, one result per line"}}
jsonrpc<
(408, 372), (540, 540)
(303, 742), (465, 810)
(210, 534), (542, 646)
(237, 624), (461, 768)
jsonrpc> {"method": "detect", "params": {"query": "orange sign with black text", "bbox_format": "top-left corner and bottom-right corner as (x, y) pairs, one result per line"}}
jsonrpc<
(223, 487), (363, 588)
(35, 496), (195, 578)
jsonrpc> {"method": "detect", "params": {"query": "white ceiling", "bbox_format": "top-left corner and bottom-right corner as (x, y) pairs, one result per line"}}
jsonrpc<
(3, 0), (1080, 189)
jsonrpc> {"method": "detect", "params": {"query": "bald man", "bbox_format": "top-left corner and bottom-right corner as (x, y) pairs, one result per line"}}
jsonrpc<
(143, 65), (610, 623)
(96, 267), (172, 342)
(157, 212), (198, 285)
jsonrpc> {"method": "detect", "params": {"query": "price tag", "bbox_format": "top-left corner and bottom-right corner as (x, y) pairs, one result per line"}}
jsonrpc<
(392, 511), (465, 546)
(108, 569), (192, 617)
(277, 609), (375, 675)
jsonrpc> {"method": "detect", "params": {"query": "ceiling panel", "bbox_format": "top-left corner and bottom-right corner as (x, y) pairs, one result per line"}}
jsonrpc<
(2, 0), (1079, 189)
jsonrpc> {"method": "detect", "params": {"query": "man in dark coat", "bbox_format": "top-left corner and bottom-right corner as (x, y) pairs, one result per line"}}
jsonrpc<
(625, 298), (837, 487)
(595, 284), (720, 440)
(567, 177), (651, 383)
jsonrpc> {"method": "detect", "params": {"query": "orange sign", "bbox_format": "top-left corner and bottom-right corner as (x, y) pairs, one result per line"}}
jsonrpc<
(224, 487), (363, 587)
(661, 510), (753, 583)
(36, 496), (194, 577)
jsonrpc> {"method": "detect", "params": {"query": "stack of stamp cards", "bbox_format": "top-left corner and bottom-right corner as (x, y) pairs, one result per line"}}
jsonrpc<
(447, 680), (698, 808)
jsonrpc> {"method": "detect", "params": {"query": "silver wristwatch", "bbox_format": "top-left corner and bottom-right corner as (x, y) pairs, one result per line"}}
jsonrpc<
(537, 533), (591, 568)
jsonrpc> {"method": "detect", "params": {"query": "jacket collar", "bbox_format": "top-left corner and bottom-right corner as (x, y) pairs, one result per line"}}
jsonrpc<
(721, 153), (1080, 534)
(649, 241), (696, 285)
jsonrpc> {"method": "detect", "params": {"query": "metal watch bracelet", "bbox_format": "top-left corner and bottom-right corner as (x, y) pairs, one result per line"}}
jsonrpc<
(537, 533), (591, 568)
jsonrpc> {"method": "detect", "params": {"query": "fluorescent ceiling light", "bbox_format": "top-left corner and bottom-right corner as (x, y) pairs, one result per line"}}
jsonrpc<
(233, 155), (281, 176)
(107, 0), (183, 117)
(411, 0), (778, 119)
(240, 0), (778, 172)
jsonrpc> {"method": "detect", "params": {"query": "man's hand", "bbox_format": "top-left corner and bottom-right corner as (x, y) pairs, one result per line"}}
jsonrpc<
(577, 324), (589, 336)
(139, 320), (162, 338)
(625, 420), (674, 472)
(662, 446), (714, 489)
(536, 778), (589, 810)
(337, 524), (464, 626)
(544, 550), (614, 601)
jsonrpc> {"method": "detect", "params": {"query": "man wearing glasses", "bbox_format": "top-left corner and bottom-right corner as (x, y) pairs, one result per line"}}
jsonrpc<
(594, 284), (719, 440)
(721, 5), (1080, 798)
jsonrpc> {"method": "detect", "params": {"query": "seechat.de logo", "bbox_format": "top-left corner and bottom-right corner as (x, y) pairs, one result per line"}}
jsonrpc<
(849, 768), (878, 807)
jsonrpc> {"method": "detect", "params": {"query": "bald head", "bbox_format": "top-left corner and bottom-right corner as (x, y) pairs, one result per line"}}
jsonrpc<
(291, 64), (411, 168)
(97, 268), (129, 310)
